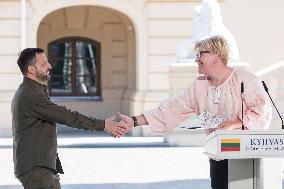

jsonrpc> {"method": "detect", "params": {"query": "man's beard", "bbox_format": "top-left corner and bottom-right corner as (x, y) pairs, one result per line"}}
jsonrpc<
(35, 69), (50, 82)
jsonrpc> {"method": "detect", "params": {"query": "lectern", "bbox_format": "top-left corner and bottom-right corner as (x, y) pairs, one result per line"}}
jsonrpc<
(204, 130), (284, 189)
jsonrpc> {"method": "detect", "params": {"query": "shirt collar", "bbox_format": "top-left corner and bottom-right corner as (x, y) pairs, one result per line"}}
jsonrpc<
(23, 77), (48, 95)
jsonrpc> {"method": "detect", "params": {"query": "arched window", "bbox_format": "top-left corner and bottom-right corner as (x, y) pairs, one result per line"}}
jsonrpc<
(48, 37), (101, 97)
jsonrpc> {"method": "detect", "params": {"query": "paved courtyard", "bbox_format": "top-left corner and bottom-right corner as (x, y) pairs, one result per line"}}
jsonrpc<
(0, 135), (211, 189)
(1, 134), (284, 189)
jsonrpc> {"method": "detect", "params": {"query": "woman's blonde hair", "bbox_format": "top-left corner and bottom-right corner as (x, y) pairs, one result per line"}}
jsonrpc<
(195, 35), (229, 65)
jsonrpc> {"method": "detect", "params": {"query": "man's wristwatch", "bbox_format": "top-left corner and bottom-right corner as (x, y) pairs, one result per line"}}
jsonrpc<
(131, 116), (138, 127)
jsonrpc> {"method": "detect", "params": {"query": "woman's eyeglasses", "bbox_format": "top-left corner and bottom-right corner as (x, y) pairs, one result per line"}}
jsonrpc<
(196, 51), (210, 59)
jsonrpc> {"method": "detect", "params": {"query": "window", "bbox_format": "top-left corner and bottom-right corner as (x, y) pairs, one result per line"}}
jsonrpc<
(48, 37), (101, 97)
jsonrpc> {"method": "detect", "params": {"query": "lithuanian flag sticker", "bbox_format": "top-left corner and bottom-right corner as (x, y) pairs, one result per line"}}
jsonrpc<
(221, 138), (240, 152)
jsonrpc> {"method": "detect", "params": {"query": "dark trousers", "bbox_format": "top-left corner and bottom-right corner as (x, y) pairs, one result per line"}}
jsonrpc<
(18, 167), (61, 189)
(209, 159), (228, 189)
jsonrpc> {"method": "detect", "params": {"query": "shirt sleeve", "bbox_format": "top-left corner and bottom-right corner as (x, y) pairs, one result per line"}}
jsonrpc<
(240, 77), (272, 130)
(28, 92), (105, 131)
(143, 81), (197, 133)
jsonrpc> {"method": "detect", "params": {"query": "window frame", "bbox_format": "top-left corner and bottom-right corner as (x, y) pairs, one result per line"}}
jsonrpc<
(48, 37), (101, 97)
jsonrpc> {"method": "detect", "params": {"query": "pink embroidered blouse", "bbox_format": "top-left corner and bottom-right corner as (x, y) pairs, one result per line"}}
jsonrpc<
(144, 68), (272, 133)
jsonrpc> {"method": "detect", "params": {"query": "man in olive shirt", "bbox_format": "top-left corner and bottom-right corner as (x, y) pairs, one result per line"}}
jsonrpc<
(12, 48), (127, 189)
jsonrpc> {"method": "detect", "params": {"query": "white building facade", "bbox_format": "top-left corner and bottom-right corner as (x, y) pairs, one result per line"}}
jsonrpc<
(0, 0), (284, 136)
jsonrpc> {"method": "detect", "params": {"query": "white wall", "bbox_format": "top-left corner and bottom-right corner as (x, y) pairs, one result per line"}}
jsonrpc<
(1, 0), (284, 135)
(221, 0), (284, 72)
(0, 1), (22, 129)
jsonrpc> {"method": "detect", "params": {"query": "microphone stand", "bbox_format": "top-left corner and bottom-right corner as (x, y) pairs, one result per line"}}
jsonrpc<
(241, 82), (245, 130)
(262, 81), (284, 130)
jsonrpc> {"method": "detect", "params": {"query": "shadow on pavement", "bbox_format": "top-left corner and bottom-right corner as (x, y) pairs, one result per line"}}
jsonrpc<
(3, 179), (284, 189)
(0, 179), (211, 189)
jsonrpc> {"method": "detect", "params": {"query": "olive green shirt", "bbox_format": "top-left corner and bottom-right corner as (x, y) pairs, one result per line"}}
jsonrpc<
(11, 77), (105, 177)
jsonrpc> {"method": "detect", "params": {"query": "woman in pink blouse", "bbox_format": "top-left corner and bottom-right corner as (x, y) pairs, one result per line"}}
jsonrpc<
(119, 35), (272, 189)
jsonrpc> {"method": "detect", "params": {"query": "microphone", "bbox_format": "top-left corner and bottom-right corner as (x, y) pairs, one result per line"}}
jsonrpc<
(180, 126), (201, 129)
(262, 81), (284, 129)
(262, 81), (268, 93)
(241, 82), (245, 130)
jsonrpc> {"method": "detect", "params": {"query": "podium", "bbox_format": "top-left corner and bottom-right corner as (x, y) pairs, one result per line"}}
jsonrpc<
(204, 130), (284, 189)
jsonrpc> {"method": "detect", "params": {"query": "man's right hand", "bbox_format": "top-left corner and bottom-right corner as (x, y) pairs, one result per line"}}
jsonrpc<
(104, 116), (128, 138)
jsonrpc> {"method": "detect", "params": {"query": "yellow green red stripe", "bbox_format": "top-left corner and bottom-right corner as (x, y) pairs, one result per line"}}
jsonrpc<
(221, 138), (240, 152)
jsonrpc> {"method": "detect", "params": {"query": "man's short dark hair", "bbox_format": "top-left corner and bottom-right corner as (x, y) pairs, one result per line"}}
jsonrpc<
(17, 48), (44, 75)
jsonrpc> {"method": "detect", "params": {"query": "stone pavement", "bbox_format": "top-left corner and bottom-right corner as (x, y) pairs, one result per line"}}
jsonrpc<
(0, 134), (211, 189)
(2, 133), (284, 189)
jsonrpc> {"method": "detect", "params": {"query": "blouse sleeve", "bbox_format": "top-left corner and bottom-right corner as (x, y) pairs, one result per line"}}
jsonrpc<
(143, 80), (198, 133)
(240, 77), (272, 130)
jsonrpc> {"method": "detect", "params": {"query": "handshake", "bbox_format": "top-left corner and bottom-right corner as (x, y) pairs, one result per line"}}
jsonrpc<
(104, 113), (136, 138)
